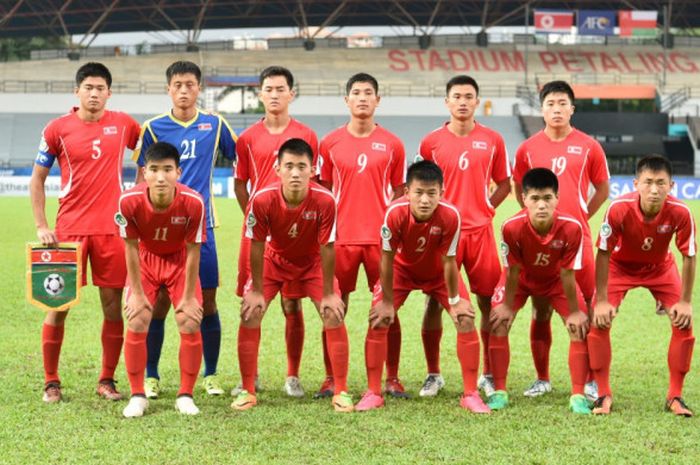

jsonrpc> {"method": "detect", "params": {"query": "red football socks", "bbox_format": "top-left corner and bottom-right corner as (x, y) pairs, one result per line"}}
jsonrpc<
(385, 316), (402, 379)
(178, 332), (202, 396)
(568, 340), (589, 395)
(42, 323), (64, 384)
(668, 326), (695, 400)
(124, 330), (147, 396)
(321, 329), (333, 377)
(324, 325), (349, 394)
(99, 319), (124, 381)
(479, 328), (490, 374)
(489, 335), (510, 391)
(238, 326), (261, 394)
(587, 326), (612, 397)
(422, 328), (443, 374)
(530, 320), (552, 381)
(457, 331), (480, 394)
(284, 311), (304, 377)
(365, 327), (389, 395)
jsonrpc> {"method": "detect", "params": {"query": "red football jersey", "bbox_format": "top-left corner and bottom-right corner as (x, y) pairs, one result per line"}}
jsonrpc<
(597, 192), (697, 271)
(117, 183), (206, 255)
(382, 199), (461, 281)
(245, 181), (337, 266)
(234, 118), (319, 197)
(319, 124), (406, 245)
(501, 210), (583, 289)
(419, 121), (511, 230)
(36, 108), (141, 235)
(513, 129), (609, 234)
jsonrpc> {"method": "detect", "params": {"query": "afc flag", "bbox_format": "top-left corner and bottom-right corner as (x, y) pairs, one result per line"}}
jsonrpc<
(534, 10), (574, 33)
(577, 10), (616, 36)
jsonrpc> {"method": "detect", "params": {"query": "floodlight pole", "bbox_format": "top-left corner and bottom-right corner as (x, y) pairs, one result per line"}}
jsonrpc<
(524, 3), (530, 86)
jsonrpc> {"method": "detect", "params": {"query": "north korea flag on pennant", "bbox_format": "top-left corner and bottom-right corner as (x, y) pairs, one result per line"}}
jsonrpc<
(534, 10), (574, 33)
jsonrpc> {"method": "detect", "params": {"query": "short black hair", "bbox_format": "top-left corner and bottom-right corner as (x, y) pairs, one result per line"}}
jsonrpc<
(145, 142), (180, 167)
(166, 60), (201, 84)
(522, 168), (559, 194)
(446, 75), (479, 96)
(345, 72), (379, 95)
(260, 65), (294, 89)
(407, 160), (443, 187)
(277, 138), (313, 164)
(75, 62), (112, 88)
(539, 80), (575, 105)
(637, 154), (673, 178)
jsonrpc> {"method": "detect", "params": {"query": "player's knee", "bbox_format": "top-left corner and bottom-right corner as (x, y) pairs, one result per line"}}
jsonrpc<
(454, 317), (475, 333)
(281, 297), (302, 315)
(127, 312), (151, 333)
(202, 289), (217, 315)
(491, 323), (508, 337)
(45, 310), (69, 326)
(321, 312), (343, 328)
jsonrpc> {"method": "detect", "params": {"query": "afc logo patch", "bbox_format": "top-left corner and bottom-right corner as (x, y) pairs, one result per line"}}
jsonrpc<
(600, 223), (612, 238)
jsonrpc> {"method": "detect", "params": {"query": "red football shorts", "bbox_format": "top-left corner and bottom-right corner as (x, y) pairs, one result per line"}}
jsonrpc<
(607, 259), (681, 310)
(456, 225), (501, 297)
(575, 232), (595, 301)
(491, 268), (587, 318)
(58, 233), (126, 288)
(371, 264), (469, 311)
(125, 248), (203, 307)
(244, 250), (340, 303)
(335, 244), (381, 294)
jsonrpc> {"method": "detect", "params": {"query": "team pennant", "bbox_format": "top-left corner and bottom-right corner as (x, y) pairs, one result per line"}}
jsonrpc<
(26, 243), (82, 312)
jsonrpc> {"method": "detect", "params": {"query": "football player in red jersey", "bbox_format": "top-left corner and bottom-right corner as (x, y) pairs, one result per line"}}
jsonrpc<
(513, 81), (608, 399)
(30, 62), (141, 403)
(487, 168), (591, 414)
(232, 138), (352, 413)
(318, 73), (406, 398)
(590, 155), (696, 416)
(418, 75), (511, 398)
(233, 66), (318, 398)
(118, 142), (206, 417)
(355, 160), (489, 413)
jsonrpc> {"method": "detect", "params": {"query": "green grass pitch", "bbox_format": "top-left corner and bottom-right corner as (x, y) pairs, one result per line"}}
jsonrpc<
(1, 196), (699, 465)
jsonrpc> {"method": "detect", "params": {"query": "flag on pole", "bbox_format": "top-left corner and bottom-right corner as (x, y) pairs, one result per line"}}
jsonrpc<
(534, 10), (574, 33)
(619, 10), (658, 37)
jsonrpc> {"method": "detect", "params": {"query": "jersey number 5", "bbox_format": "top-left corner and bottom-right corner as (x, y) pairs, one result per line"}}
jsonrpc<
(91, 139), (102, 160)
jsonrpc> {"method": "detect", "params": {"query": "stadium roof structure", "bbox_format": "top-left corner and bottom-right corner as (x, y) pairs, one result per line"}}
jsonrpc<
(0, 1), (698, 45)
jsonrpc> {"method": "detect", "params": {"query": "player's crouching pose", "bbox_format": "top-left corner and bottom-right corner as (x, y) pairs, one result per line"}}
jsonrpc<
(488, 168), (591, 414)
(117, 142), (206, 418)
(232, 138), (353, 413)
(589, 155), (696, 416)
(355, 161), (490, 413)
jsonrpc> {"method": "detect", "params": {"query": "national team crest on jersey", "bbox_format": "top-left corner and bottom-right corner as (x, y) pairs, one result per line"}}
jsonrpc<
(198, 123), (212, 131)
(550, 239), (565, 249)
(171, 216), (187, 225)
(26, 243), (82, 312)
(103, 126), (118, 135)
(372, 142), (387, 152)
(472, 141), (488, 150)
(657, 224), (673, 233)
(302, 210), (317, 220)
(381, 225), (392, 240)
(600, 223), (612, 238)
(567, 146), (582, 155)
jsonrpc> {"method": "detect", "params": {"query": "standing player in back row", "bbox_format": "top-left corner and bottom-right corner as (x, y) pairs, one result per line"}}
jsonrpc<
(133, 61), (237, 398)
(590, 155), (696, 416)
(318, 73), (406, 399)
(417, 75), (511, 397)
(30, 62), (141, 403)
(234, 66), (319, 397)
(513, 80), (609, 399)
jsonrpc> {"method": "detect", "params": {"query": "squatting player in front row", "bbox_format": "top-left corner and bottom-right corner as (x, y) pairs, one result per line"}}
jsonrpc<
(589, 155), (696, 416)
(356, 161), (489, 413)
(232, 138), (353, 413)
(118, 142), (207, 418)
